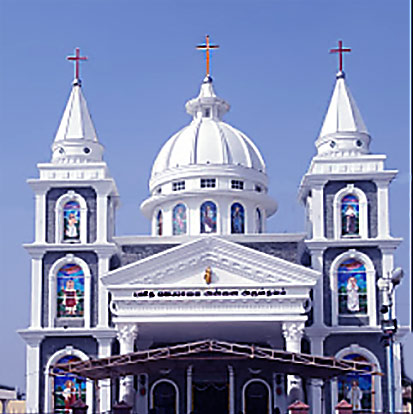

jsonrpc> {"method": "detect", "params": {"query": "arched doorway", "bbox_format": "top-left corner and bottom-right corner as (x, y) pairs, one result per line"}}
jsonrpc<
(151, 380), (178, 414)
(243, 379), (271, 414)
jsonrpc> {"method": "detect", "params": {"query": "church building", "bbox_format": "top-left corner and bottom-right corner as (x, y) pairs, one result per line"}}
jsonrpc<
(19, 41), (407, 414)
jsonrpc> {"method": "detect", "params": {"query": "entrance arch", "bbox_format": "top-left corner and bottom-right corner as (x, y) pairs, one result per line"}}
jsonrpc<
(242, 379), (272, 414)
(150, 379), (179, 414)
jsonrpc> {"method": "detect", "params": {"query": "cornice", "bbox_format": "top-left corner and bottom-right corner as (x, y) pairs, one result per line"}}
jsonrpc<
(305, 237), (403, 250)
(24, 242), (118, 258)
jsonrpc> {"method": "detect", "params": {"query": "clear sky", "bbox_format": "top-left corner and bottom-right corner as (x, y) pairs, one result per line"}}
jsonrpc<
(0, 0), (411, 391)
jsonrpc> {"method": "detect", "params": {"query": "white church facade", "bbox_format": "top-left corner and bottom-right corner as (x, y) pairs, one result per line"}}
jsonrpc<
(19, 43), (408, 414)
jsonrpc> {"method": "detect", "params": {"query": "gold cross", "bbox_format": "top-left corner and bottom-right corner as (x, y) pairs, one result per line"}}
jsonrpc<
(196, 35), (219, 77)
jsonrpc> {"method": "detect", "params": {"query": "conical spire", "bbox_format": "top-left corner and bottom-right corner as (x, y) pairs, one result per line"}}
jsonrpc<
(51, 79), (104, 163)
(316, 71), (371, 157)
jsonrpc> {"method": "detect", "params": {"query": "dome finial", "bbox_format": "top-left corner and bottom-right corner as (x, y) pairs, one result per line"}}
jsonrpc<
(330, 40), (351, 74)
(67, 47), (88, 84)
(196, 35), (219, 77)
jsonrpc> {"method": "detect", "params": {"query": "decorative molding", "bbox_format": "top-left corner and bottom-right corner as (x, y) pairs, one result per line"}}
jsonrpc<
(282, 321), (305, 345)
(115, 323), (138, 350)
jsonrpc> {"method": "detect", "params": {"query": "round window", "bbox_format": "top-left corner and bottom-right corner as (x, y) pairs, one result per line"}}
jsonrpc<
(84, 147), (91, 154)
(356, 140), (363, 147)
(330, 141), (336, 148)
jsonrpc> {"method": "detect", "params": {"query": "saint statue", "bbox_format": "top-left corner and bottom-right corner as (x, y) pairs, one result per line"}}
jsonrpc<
(347, 380), (363, 410)
(346, 276), (360, 312)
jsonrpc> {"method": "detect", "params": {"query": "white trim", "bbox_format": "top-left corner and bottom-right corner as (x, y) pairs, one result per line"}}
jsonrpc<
(55, 190), (88, 244)
(331, 344), (383, 412)
(150, 378), (179, 414)
(330, 250), (377, 327)
(44, 346), (93, 414)
(333, 184), (368, 239)
(48, 254), (92, 328)
(242, 378), (272, 414)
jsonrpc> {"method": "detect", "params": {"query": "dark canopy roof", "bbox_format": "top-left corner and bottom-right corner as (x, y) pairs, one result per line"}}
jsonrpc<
(53, 339), (376, 381)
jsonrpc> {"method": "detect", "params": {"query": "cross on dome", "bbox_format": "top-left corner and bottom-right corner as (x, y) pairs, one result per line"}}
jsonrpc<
(67, 47), (88, 82)
(196, 35), (219, 77)
(330, 40), (351, 74)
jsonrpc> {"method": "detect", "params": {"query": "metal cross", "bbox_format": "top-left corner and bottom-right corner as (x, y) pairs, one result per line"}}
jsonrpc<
(330, 40), (351, 72)
(196, 35), (219, 77)
(67, 47), (88, 80)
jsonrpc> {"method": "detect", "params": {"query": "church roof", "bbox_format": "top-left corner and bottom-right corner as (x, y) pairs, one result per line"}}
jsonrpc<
(51, 79), (104, 163)
(315, 71), (371, 157)
(151, 76), (266, 179)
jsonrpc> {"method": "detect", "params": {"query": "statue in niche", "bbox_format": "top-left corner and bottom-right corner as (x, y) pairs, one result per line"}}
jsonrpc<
(63, 200), (80, 241)
(347, 380), (363, 410)
(63, 279), (78, 316)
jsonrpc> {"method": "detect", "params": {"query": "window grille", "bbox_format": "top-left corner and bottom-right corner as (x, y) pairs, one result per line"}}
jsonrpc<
(172, 181), (185, 191)
(201, 178), (216, 188)
(231, 180), (244, 190)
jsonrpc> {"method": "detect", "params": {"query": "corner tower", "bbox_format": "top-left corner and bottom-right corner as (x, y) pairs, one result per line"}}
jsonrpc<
(20, 49), (118, 414)
(299, 41), (404, 412)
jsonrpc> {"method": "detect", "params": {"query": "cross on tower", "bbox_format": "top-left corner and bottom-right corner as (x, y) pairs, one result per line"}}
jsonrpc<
(67, 47), (88, 80)
(330, 40), (351, 73)
(196, 35), (219, 77)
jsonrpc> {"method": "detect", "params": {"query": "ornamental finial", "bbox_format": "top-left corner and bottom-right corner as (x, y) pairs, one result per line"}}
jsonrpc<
(67, 47), (88, 82)
(196, 35), (219, 78)
(330, 40), (351, 73)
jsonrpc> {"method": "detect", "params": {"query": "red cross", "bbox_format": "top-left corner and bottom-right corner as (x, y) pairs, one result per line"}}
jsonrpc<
(67, 47), (88, 80)
(330, 40), (351, 72)
(196, 35), (219, 77)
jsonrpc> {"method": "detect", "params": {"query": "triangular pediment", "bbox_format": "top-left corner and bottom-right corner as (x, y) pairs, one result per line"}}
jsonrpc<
(103, 236), (320, 287)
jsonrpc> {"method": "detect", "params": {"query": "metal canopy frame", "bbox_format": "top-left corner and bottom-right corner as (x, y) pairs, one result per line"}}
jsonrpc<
(53, 339), (375, 380)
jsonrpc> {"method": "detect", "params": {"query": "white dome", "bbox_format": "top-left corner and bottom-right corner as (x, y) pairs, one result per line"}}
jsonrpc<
(151, 76), (266, 180)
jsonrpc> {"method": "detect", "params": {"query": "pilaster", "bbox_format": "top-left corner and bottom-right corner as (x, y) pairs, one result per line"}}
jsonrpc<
(30, 252), (44, 328)
(311, 183), (326, 240)
(186, 365), (193, 414)
(116, 323), (138, 405)
(97, 337), (113, 413)
(375, 179), (391, 238)
(24, 335), (42, 413)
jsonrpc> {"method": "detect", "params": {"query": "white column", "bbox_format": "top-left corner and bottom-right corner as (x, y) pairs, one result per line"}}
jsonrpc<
(393, 341), (403, 412)
(311, 183), (325, 240)
(376, 180), (390, 238)
(25, 337), (42, 413)
(97, 255), (110, 327)
(310, 248), (325, 326)
(228, 365), (235, 414)
(97, 337), (113, 413)
(34, 190), (47, 243)
(309, 379), (323, 414)
(282, 322), (305, 403)
(96, 194), (108, 243)
(186, 365), (193, 414)
(30, 253), (44, 328)
(116, 324), (138, 405)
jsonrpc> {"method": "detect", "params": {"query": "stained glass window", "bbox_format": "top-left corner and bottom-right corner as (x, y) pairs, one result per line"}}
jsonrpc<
(231, 203), (245, 234)
(337, 259), (367, 315)
(63, 201), (81, 241)
(156, 210), (163, 236)
(200, 201), (217, 233)
(57, 264), (85, 318)
(341, 194), (360, 236)
(53, 355), (86, 413)
(338, 354), (372, 410)
(173, 204), (187, 235)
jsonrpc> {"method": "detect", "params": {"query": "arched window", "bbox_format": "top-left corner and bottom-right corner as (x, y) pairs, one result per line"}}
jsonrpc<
(256, 208), (262, 234)
(333, 185), (368, 239)
(63, 200), (81, 241)
(48, 255), (91, 328)
(57, 264), (85, 319)
(172, 203), (187, 235)
(330, 251), (376, 326)
(200, 201), (217, 233)
(156, 210), (163, 236)
(150, 379), (179, 414)
(53, 355), (86, 413)
(231, 203), (245, 234)
(45, 347), (92, 414)
(341, 194), (359, 236)
(242, 379), (272, 414)
(55, 191), (88, 244)
(333, 345), (383, 412)
(338, 259), (367, 316)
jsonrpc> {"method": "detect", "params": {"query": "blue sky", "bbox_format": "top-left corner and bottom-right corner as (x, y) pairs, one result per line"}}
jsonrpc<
(0, 0), (411, 390)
